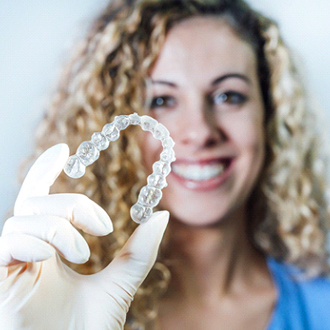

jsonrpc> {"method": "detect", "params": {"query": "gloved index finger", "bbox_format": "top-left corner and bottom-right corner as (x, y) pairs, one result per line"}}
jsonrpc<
(14, 143), (70, 216)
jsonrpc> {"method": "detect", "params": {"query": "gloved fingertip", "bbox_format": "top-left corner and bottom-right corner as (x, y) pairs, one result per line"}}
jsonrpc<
(152, 210), (170, 222)
(136, 210), (169, 239)
(37, 244), (55, 261)
(101, 222), (113, 236)
(72, 240), (91, 264)
(38, 143), (70, 167)
(146, 210), (169, 228)
(47, 144), (70, 179)
(75, 249), (91, 264)
(50, 143), (70, 154)
(14, 144), (71, 216)
(24, 239), (55, 263)
(96, 208), (113, 235)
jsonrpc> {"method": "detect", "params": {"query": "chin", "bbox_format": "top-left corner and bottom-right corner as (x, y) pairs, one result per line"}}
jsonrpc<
(165, 207), (228, 228)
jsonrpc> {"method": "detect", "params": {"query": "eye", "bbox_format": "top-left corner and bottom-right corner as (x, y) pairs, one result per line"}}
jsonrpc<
(150, 96), (176, 109)
(212, 91), (247, 106)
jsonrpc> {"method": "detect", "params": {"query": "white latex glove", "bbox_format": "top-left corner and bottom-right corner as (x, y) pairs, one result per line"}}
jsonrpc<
(0, 144), (169, 330)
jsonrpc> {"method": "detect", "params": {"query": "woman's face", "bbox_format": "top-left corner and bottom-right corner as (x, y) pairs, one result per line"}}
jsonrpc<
(143, 16), (265, 226)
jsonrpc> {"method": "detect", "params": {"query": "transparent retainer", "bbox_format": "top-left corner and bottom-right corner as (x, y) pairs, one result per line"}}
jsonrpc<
(64, 113), (175, 224)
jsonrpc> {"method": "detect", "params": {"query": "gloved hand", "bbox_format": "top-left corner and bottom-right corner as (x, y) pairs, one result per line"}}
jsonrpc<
(0, 144), (169, 330)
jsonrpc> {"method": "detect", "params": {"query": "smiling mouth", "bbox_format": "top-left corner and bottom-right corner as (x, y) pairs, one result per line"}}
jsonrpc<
(171, 160), (231, 181)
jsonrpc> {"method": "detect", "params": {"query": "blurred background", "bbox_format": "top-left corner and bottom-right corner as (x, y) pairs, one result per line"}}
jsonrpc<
(1, 0), (330, 228)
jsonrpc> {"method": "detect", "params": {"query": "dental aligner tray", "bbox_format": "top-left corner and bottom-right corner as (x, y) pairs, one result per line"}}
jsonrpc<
(64, 113), (175, 224)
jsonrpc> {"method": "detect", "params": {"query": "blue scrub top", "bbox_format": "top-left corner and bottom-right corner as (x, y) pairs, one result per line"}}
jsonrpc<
(266, 258), (330, 329)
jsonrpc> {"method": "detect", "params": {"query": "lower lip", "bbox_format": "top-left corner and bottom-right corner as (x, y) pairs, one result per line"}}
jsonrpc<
(170, 161), (234, 191)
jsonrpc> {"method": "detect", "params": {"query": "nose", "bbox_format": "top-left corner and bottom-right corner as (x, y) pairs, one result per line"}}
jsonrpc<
(174, 97), (224, 148)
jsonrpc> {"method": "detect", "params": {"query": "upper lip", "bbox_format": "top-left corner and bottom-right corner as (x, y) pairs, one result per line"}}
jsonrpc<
(172, 156), (235, 165)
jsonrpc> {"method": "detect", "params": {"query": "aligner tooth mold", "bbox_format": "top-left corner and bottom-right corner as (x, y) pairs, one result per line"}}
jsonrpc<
(64, 113), (175, 224)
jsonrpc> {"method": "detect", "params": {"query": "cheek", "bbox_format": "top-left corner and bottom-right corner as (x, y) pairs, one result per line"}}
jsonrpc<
(224, 111), (265, 183)
(226, 109), (265, 150)
(238, 124), (264, 152)
(237, 118), (265, 182)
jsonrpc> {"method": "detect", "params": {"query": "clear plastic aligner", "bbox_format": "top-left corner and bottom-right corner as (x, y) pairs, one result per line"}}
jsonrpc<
(64, 113), (175, 224)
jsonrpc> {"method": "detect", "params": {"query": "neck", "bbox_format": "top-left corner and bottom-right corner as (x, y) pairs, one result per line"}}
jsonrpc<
(162, 208), (268, 303)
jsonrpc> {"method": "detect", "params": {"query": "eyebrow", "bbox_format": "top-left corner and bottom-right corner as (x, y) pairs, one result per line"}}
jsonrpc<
(211, 73), (251, 86)
(151, 73), (251, 88)
(151, 80), (177, 88)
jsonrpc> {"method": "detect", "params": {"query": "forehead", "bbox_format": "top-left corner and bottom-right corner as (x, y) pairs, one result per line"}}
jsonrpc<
(151, 16), (258, 85)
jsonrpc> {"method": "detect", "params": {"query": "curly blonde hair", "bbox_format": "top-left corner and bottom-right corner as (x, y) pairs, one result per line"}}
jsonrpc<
(28, 0), (329, 328)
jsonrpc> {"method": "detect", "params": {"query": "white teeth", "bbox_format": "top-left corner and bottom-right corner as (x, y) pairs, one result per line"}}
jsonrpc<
(172, 163), (226, 181)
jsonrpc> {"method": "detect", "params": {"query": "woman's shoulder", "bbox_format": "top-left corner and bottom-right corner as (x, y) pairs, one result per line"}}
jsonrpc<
(267, 257), (330, 329)
(268, 256), (330, 291)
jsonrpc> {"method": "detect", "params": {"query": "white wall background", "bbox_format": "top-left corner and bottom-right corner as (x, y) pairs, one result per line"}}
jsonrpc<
(1, 0), (330, 227)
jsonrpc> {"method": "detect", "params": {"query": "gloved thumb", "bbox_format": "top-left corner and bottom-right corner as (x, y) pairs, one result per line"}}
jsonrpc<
(95, 211), (169, 310)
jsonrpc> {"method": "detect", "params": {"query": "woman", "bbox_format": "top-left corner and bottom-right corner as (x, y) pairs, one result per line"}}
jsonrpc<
(0, 0), (329, 329)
